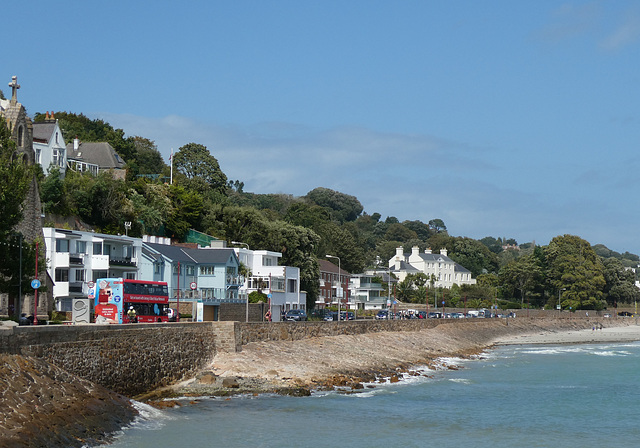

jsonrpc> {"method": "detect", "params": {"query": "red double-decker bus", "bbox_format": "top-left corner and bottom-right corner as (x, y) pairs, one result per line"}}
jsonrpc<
(94, 278), (170, 323)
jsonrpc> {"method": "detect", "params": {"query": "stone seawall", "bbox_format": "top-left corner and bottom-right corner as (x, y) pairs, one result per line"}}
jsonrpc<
(0, 322), (217, 397)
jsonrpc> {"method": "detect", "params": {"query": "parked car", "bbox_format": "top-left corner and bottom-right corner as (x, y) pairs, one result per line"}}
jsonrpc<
(323, 312), (336, 321)
(376, 310), (389, 320)
(618, 311), (633, 317)
(341, 311), (355, 320)
(285, 309), (308, 321)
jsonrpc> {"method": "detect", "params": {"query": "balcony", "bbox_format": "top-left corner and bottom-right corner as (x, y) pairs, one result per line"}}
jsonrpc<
(109, 256), (137, 267)
(69, 282), (84, 294)
(226, 274), (244, 287)
(69, 253), (84, 265)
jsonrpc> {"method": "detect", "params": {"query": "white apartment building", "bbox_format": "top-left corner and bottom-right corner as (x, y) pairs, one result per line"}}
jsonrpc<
(389, 246), (476, 289)
(233, 247), (305, 322)
(43, 228), (142, 311)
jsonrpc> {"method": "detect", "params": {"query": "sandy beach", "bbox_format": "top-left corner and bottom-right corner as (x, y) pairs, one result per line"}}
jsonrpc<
(495, 320), (640, 345)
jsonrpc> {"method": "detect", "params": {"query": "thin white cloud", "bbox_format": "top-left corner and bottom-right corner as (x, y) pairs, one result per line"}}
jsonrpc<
(535, 2), (600, 43)
(599, 14), (640, 50)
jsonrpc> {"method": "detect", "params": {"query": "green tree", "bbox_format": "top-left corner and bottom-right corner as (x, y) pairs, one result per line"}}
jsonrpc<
(499, 254), (543, 307)
(166, 185), (204, 239)
(173, 142), (228, 196)
(545, 235), (606, 310)
(602, 257), (640, 306)
(428, 218), (447, 233)
(0, 119), (31, 239)
(304, 187), (363, 223)
(132, 136), (167, 175)
(0, 118), (43, 305)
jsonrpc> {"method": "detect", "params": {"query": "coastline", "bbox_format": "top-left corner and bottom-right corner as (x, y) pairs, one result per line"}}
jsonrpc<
(3, 318), (639, 447)
(494, 321), (640, 345)
(157, 318), (639, 400)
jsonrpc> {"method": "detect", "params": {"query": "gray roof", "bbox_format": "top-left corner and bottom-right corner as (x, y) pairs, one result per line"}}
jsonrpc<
(413, 252), (454, 263)
(66, 141), (125, 169)
(32, 122), (56, 143)
(144, 242), (238, 265)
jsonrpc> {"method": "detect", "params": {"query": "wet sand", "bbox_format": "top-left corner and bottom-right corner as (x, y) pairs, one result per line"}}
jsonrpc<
(495, 320), (640, 345)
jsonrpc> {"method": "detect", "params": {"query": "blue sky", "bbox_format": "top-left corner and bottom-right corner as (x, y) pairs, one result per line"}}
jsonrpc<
(7, 1), (640, 254)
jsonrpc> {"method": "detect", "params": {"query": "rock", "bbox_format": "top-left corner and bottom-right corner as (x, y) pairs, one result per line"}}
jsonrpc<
(222, 377), (240, 388)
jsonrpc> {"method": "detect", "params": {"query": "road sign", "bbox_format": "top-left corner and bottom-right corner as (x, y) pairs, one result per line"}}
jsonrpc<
(31, 279), (41, 289)
(87, 281), (95, 289)
(190, 282), (197, 290)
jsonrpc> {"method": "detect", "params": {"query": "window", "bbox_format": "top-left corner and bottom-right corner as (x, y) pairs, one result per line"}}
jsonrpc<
(248, 277), (269, 290)
(93, 242), (102, 255)
(173, 264), (181, 274)
(76, 241), (86, 254)
(55, 268), (69, 282)
(273, 277), (285, 292)
(126, 272), (136, 280)
(56, 239), (69, 253)
(288, 278), (297, 293)
(199, 266), (214, 275)
(262, 257), (273, 266)
(92, 270), (107, 281)
(123, 245), (133, 258)
(154, 263), (161, 274)
(186, 265), (195, 276)
(52, 149), (59, 167)
(75, 270), (86, 282)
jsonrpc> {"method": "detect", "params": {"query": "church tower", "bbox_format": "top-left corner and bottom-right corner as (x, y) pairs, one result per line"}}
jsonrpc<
(0, 75), (47, 319)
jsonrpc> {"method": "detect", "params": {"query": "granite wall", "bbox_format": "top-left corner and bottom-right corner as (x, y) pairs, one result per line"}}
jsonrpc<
(0, 322), (218, 397)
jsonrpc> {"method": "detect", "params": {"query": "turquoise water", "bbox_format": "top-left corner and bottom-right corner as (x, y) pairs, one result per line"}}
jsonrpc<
(106, 342), (640, 448)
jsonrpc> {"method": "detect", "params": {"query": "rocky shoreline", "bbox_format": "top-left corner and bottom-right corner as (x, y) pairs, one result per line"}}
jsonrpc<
(2, 318), (636, 447)
(145, 318), (635, 403)
(0, 354), (137, 448)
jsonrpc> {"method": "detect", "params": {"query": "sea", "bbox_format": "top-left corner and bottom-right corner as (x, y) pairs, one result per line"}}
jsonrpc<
(103, 341), (640, 448)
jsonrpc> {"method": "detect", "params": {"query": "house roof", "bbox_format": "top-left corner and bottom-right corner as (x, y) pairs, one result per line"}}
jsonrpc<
(66, 141), (125, 169)
(32, 122), (57, 143)
(318, 259), (350, 275)
(144, 242), (238, 265)
(454, 264), (472, 273)
(412, 252), (454, 263)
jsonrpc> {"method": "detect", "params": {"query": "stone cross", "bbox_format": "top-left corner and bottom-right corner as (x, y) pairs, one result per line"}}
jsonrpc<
(8, 75), (20, 104)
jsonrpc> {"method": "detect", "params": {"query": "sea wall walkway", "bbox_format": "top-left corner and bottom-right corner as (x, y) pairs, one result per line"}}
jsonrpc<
(0, 315), (613, 396)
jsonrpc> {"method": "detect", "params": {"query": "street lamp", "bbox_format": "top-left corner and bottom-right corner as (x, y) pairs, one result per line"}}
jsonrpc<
(232, 241), (250, 322)
(326, 255), (341, 321)
(558, 288), (566, 317)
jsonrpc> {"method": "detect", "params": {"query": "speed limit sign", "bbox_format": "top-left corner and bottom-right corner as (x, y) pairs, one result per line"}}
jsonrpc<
(190, 282), (197, 290)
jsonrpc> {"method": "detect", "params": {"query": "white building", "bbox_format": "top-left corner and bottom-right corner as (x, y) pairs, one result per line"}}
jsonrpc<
(32, 116), (67, 176)
(389, 246), (476, 288)
(43, 227), (142, 312)
(348, 273), (386, 310)
(234, 247), (306, 322)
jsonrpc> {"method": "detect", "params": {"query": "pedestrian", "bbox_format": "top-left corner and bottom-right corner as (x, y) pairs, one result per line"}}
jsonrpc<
(127, 306), (137, 323)
(265, 310), (271, 322)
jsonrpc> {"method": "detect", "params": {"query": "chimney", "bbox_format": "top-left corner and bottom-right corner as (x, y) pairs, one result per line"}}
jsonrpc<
(425, 248), (432, 254)
(441, 248), (448, 257)
(45, 111), (49, 121)
(73, 137), (79, 151)
(411, 246), (420, 257)
(395, 246), (404, 270)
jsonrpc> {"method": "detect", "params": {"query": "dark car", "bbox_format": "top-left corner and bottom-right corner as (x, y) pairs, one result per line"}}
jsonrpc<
(285, 309), (308, 321)
(375, 310), (389, 320)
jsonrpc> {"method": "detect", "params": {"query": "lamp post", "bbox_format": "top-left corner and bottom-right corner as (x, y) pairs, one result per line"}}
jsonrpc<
(232, 241), (250, 322)
(558, 288), (566, 317)
(326, 255), (341, 321)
